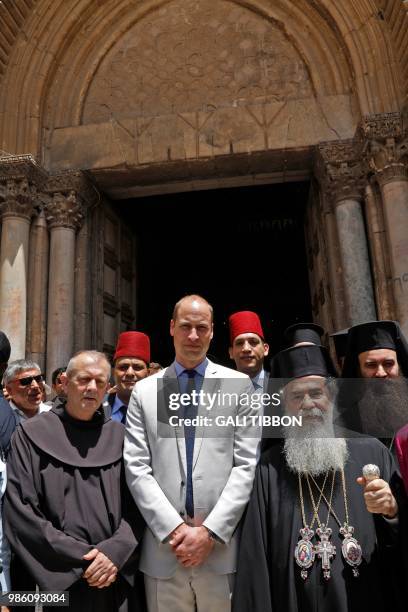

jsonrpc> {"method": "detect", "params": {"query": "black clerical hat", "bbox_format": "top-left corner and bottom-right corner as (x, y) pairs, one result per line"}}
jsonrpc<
(330, 329), (348, 360)
(271, 344), (337, 380)
(284, 322), (324, 347)
(0, 331), (11, 363)
(348, 320), (398, 353)
(342, 320), (408, 377)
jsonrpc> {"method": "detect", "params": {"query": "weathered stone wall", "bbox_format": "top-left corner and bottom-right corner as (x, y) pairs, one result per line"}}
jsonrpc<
(0, 0), (407, 366)
(46, 0), (358, 177)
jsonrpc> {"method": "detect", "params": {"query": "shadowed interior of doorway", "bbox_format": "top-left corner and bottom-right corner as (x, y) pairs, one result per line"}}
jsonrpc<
(116, 181), (312, 367)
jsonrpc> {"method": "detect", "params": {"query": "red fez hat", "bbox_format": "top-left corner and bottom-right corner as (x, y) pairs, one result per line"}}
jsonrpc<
(114, 331), (150, 364)
(229, 311), (265, 345)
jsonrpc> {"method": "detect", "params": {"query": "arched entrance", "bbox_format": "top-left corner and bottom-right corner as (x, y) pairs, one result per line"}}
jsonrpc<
(0, 0), (407, 377)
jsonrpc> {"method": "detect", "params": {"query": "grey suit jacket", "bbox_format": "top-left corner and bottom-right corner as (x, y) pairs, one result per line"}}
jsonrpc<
(124, 359), (260, 578)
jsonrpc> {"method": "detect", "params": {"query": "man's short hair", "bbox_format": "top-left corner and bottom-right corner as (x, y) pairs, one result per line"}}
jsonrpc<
(3, 359), (41, 386)
(172, 294), (214, 322)
(52, 367), (66, 385)
(65, 351), (111, 379)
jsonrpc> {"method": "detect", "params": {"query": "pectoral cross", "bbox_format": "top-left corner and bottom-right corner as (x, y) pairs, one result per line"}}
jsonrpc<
(315, 525), (336, 579)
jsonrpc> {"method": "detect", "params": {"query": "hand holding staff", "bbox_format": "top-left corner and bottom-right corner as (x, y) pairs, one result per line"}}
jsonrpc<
(357, 464), (398, 519)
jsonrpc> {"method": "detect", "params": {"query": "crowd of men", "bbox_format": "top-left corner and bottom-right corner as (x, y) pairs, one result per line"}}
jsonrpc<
(0, 294), (408, 612)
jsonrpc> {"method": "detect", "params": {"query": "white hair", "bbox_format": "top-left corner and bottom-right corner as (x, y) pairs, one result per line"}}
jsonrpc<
(3, 359), (41, 385)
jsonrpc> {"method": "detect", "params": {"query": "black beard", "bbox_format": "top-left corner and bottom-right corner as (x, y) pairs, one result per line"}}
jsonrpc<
(353, 377), (408, 437)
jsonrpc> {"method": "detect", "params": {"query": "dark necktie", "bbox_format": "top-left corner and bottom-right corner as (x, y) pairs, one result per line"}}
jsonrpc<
(119, 404), (127, 424)
(183, 369), (197, 518)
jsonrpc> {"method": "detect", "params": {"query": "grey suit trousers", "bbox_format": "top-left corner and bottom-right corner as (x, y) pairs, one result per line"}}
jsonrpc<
(144, 566), (234, 612)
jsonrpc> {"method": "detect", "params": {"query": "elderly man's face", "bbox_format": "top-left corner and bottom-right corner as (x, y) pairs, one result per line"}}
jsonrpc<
(284, 376), (332, 424)
(6, 368), (44, 414)
(229, 333), (269, 377)
(62, 356), (109, 421)
(358, 349), (399, 379)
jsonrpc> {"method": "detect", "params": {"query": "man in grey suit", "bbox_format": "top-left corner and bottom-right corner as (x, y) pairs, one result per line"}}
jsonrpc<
(124, 295), (260, 612)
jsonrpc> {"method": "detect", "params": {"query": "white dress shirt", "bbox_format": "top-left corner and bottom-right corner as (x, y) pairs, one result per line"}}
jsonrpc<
(10, 401), (51, 425)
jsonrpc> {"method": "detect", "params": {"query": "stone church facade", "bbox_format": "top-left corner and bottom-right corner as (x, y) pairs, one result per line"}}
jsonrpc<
(0, 0), (407, 378)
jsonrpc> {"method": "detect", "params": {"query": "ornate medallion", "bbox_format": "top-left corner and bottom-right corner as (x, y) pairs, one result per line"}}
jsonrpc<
(340, 525), (362, 577)
(294, 526), (315, 580)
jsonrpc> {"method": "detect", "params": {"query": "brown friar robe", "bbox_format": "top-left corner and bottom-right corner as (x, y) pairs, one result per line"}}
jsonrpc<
(4, 403), (145, 612)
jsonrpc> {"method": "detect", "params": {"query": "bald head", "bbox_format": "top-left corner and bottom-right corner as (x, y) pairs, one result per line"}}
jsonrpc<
(66, 350), (111, 379)
(170, 295), (214, 368)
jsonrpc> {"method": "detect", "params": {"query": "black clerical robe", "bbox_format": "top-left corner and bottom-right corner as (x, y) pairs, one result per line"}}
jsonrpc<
(4, 404), (144, 612)
(0, 390), (16, 458)
(233, 437), (404, 612)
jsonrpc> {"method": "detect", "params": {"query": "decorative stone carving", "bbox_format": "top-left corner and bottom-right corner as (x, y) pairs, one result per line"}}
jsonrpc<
(44, 191), (85, 230)
(83, 0), (313, 122)
(362, 113), (408, 184)
(0, 154), (48, 220)
(0, 154), (47, 183)
(0, 178), (35, 220)
(44, 171), (98, 230)
(315, 140), (366, 203)
(362, 112), (403, 140)
(45, 171), (97, 203)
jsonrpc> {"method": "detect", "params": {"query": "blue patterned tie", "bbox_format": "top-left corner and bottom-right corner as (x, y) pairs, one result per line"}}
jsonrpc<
(183, 369), (197, 518)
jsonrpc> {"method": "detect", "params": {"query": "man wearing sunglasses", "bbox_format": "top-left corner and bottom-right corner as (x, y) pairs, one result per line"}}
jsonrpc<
(3, 360), (51, 425)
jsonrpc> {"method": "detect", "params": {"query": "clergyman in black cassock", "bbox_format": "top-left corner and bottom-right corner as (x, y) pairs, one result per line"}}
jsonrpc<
(233, 344), (404, 612)
(233, 438), (402, 612)
(4, 351), (145, 612)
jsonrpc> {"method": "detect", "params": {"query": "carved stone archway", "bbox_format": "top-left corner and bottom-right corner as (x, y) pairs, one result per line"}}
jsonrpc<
(0, 0), (407, 368)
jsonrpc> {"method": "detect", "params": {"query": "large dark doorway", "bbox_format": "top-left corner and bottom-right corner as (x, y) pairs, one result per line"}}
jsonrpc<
(117, 181), (312, 367)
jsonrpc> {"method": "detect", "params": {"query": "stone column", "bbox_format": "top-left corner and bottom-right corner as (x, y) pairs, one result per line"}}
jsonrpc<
(44, 174), (90, 382)
(0, 156), (47, 360)
(363, 113), (408, 335)
(26, 209), (49, 371)
(74, 214), (92, 352)
(316, 141), (376, 326)
(364, 181), (394, 320)
(321, 196), (348, 330)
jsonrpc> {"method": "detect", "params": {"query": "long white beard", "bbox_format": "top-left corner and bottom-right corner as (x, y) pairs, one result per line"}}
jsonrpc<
(283, 409), (348, 475)
(284, 437), (348, 476)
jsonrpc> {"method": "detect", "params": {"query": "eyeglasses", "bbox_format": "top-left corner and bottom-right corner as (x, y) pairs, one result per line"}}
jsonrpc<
(15, 374), (45, 387)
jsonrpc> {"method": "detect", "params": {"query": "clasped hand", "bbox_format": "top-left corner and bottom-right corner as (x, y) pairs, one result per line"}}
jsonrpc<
(169, 524), (214, 567)
(83, 548), (118, 588)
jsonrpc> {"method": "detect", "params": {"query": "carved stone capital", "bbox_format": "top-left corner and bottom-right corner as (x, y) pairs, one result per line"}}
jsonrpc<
(43, 191), (85, 231)
(361, 113), (408, 184)
(0, 154), (48, 220)
(43, 171), (98, 231)
(315, 140), (366, 203)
